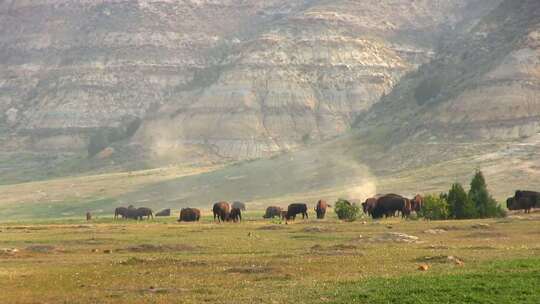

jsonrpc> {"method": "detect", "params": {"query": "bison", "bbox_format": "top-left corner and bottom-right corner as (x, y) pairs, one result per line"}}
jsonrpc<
(362, 197), (380, 216)
(231, 201), (246, 211)
(229, 207), (242, 222)
(515, 191), (539, 208)
(114, 207), (128, 219)
(285, 203), (308, 221)
(178, 208), (201, 222)
(213, 202), (230, 222)
(135, 207), (154, 220)
(155, 209), (171, 217)
(507, 196), (534, 213)
(410, 194), (424, 212)
(315, 200), (328, 219)
(263, 206), (282, 219)
(371, 194), (412, 219)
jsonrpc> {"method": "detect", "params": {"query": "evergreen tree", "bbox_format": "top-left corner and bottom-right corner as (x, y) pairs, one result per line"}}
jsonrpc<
(468, 170), (503, 218)
(447, 183), (476, 219)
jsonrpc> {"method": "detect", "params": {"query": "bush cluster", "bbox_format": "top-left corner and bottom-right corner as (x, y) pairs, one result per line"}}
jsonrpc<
(420, 170), (505, 220)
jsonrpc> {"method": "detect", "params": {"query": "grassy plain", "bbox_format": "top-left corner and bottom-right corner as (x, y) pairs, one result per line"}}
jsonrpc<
(1, 211), (539, 303)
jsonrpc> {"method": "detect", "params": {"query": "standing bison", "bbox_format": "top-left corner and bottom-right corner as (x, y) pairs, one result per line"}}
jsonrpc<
(155, 209), (171, 217)
(314, 200), (328, 219)
(229, 208), (242, 222)
(213, 202), (230, 222)
(263, 206), (282, 219)
(285, 203), (308, 221)
(114, 207), (128, 219)
(371, 194), (412, 219)
(178, 208), (201, 222)
(231, 201), (246, 211)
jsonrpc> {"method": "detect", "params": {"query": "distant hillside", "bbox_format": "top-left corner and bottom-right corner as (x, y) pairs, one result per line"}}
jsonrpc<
(0, 0), (499, 164)
(357, 0), (540, 143)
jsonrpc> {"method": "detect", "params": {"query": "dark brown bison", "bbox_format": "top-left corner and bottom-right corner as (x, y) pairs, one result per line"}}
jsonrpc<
(362, 196), (380, 216)
(232, 201), (246, 211)
(114, 207), (128, 219)
(263, 206), (282, 219)
(213, 202), (230, 222)
(135, 207), (154, 220)
(178, 208), (201, 222)
(514, 191), (539, 209)
(155, 209), (171, 217)
(410, 194), (424, 212)
(315, 200), (328, 219)
(371, 194), (412, 219)
(507, 196), (534, 213)
(285, 203), (308, 221)
(280, 210), (288, 220)
(86, 212), (92, 221)
(229, 208), (242, 222)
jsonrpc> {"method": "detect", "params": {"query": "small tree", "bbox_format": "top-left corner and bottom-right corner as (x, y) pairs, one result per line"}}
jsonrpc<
(418, 194), (449, 220)
(447, 183), (476, 219)
(334, 199), (360, 221)
(468, 170), (504, 218)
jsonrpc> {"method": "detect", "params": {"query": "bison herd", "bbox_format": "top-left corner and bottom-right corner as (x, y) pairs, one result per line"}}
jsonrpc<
(112, 190), (539, 223)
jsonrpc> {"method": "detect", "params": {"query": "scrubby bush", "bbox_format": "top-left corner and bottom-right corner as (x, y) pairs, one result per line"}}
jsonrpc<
(334, 199), (360, 221)
(418, 194), (449, 220)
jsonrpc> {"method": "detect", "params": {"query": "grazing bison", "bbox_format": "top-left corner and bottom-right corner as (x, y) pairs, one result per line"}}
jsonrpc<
(114, 207), (128, 219)
(315, 200), (328, 219)
(286, 203), (308, 221)
(263, 206), (282, 219)
(515, 191), (539, 208)
(213, 202), (230, 222)
(232, 201), (246, 211)
(362, 197), (380, 216)
(135, 207), (154, 220)
(178, 208), (201, 222)
(507, 196), (535, 213)
(229, 208), (242, 222)
(371, 194), (412, 219)
(155, 209), (171, 217)
(410, 194), (424, 212)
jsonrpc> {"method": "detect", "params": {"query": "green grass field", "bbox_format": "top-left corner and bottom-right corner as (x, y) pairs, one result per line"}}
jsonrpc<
(1, 211), (539, 303)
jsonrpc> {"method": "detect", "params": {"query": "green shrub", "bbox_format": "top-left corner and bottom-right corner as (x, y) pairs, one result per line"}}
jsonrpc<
(418, 194), (449, 220)
(334, 199), (360, 221)
(447, 183), (477, 219)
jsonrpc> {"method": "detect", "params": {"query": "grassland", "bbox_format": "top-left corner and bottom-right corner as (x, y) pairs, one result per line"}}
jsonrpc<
(1, 211), (539, 303)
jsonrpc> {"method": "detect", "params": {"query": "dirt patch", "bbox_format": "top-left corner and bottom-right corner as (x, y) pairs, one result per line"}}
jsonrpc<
(301, 226), (334, 233)
(462, 246), (497, 250)
(423, 229), (447, 234)
(465, 232), (507, 239)
(415, 255), (464, 264)
(118, 257), (208, 266)
(424, 245), (450, 250)
(257, 225), (287, 231)
(25, 245), (63, 253)
(370, 232), (421, 244)
(225, 266), (274, 274)
(470, 223), (491, 229)
(120, 244), (198, 253)
(434, 226), (462, 231)
(310, 244), (360, 256)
